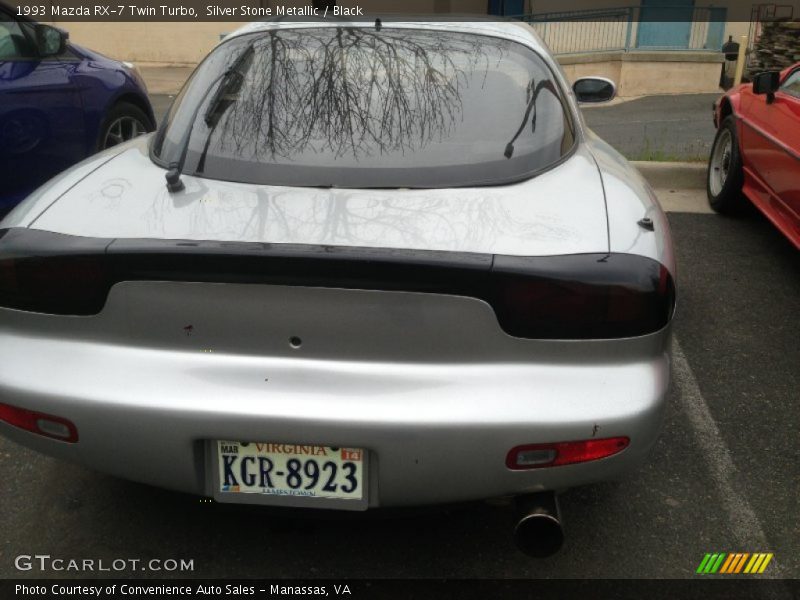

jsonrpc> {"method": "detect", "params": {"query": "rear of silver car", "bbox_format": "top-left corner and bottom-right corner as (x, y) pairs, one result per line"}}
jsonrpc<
(0, 21), (675, 556)
(0, 227), (673, 506)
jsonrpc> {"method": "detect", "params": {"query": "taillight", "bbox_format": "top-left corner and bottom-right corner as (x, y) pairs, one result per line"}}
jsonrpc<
(0, 402), (79, 442)
(0, 254), (109, 315)
(506, 437), (630, 470)
(0, 229), (109, 315)
(492, 254), (675, 339)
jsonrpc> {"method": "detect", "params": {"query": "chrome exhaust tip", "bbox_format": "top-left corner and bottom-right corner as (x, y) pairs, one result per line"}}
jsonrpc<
(513, 492), (564, 557)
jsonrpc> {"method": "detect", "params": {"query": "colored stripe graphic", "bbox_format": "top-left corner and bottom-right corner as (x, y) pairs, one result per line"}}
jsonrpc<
(711, 553), (726, 573)
(698, 553), (726, 574)
(758, 554), (773, 573)
(749, 554), (766, 573)
(696, 554), (712, 574)
(700, 553), (774, 574)
(734, 553), (750, 573)
(744, 554), (759, 573)
(720, 554), (735, 573)
(723, 553), (738, 573)
(724, 553), (739, 573)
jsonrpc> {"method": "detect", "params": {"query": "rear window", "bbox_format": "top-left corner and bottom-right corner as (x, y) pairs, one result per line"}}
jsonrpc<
(152, 26), (575, 188)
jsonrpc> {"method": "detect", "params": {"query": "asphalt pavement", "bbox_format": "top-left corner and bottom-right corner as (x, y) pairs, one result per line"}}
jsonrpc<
(582, 94), (719, 161)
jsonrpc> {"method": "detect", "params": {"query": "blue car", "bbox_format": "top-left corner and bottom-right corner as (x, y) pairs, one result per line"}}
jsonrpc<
(0, 3), (154, 215)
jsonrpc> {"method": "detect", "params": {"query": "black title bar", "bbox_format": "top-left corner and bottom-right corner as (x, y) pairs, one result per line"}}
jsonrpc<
(7, 0), (776, 22)
(3, 579), (800, 600)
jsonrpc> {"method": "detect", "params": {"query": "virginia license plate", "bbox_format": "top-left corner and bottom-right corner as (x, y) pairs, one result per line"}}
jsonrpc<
(214, 441), (366, 506)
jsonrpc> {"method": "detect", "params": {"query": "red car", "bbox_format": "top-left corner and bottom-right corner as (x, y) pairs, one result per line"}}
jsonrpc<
(708, 62), (800, 248)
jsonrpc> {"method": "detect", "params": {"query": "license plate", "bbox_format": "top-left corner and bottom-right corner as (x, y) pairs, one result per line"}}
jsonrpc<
(213, 441), (366, 507)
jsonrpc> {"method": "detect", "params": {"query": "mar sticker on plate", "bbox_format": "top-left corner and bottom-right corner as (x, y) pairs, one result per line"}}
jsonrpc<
(215, 441), (366, 504)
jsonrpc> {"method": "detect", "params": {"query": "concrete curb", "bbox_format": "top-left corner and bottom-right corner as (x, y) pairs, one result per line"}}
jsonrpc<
(631, 161), (712, 214)
(631, 161), (707, 190)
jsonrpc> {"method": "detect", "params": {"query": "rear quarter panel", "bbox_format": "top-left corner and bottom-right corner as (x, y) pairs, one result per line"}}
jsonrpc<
(585, 132), (676, 278)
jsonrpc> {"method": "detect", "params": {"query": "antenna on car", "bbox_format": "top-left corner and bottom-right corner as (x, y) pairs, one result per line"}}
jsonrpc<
(165, 166), (184, 192)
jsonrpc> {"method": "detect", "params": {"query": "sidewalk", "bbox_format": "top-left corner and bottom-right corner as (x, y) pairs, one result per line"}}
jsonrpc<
(632, 162), (711, 214)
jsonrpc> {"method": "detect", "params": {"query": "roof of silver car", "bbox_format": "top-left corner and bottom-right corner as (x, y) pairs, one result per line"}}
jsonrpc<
(224, 18), (547, 53)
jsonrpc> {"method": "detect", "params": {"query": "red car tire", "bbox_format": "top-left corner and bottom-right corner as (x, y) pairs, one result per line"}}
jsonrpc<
(707, 116), (746, 215)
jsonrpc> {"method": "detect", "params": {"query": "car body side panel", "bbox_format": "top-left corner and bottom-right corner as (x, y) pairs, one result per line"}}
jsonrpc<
(68, 43), (155, 152)
(766, 85), (800, 221)
(0, 56), (86, 209)
(23, 136), (611, 258)
(740, 163), (800, 249)
(715, 65), (800, 248)
(584, 132), (675, 277)
(738, 78), (800, 248)
(714, 83), (744, 127)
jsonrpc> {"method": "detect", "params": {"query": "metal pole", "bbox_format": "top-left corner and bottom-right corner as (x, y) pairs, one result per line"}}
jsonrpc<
(624, 8), (633, 51)
(733, 35), (748, 86)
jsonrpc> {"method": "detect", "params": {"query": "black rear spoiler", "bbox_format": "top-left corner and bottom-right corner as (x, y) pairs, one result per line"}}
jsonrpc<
(0, 228), (675, 339)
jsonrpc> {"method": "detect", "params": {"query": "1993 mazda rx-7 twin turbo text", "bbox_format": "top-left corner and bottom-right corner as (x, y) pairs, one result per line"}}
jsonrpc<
(0, 20), (675, 556)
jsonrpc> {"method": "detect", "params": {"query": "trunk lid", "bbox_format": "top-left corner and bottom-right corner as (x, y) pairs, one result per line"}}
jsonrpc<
(26, 137), (609, 258)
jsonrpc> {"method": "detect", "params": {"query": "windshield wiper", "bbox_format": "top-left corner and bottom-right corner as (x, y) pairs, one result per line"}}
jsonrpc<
(166, 43), (255, 192)
(197, 45), (254, 174)
(203, 45), (254, 128)
(504, 78), (557, 159)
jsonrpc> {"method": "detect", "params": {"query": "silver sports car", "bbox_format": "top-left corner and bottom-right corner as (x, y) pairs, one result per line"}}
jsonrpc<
(0, 20), (675, 556)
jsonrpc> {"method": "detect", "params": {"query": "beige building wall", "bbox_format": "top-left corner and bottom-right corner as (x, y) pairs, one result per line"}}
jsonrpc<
(531, 20), (751, 55)
(516, 0), (755, 53)
(530, 0), (773, 31)
(52, 0), (758, 66)
(54, 0), (488, 65)
(559, 50), (724, 96)
(59, 22), (242, 64)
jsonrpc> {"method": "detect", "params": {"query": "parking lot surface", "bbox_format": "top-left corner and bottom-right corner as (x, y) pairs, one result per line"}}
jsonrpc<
(582, 93), (720, 161)
(1, 205), (797, 580)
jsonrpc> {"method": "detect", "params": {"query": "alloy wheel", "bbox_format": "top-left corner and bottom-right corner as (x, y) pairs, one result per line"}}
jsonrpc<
(709, 129), (732, 196)
(103, 116), (146, 149)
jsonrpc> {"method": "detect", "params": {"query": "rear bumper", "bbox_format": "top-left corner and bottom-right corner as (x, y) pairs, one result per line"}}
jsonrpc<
(0, 330), (670, 508)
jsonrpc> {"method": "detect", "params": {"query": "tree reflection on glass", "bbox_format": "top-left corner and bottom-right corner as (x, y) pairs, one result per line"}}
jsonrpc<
(206, 28), (504, 162)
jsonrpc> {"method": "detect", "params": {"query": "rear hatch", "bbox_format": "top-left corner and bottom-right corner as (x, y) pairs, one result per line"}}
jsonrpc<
(1, 141), (675, 347)
(23, 138), (609, 258)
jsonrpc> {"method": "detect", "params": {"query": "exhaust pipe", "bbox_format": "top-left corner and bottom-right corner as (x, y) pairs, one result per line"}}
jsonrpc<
(513, 492), (563, 557)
